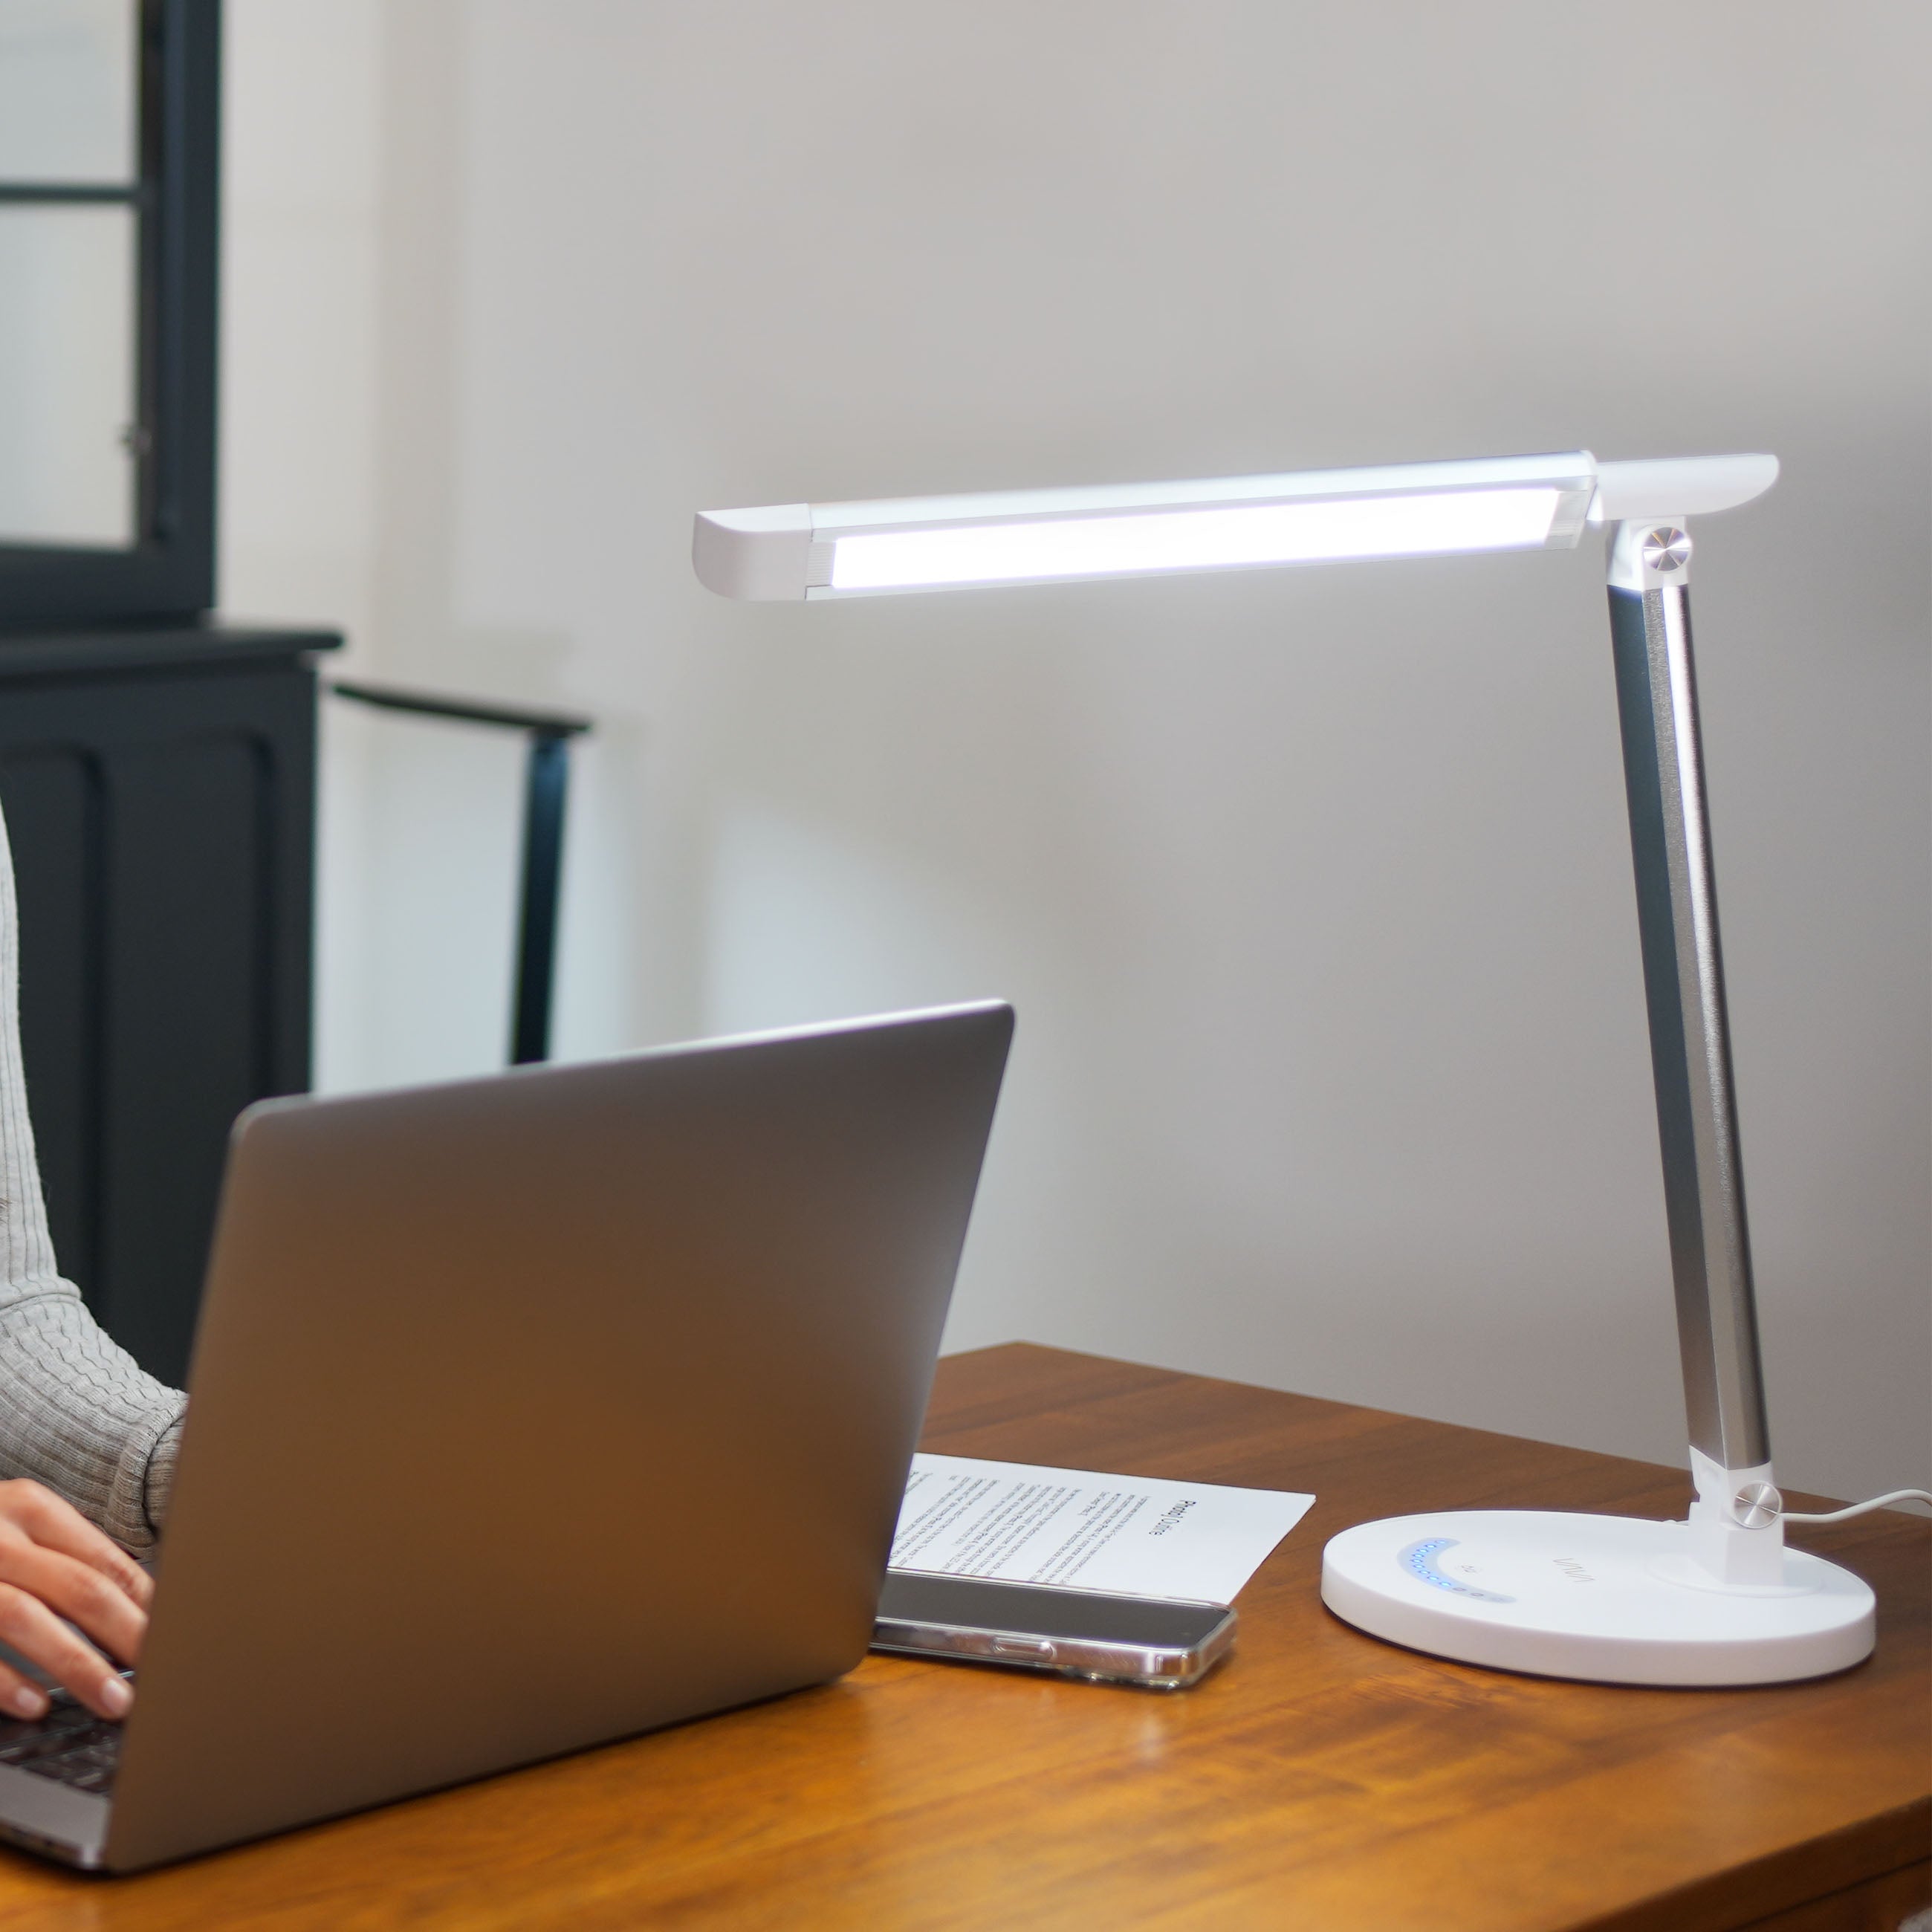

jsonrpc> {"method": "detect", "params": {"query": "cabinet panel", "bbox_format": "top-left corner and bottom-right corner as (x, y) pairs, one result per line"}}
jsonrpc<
(99, 731), (275, 1372)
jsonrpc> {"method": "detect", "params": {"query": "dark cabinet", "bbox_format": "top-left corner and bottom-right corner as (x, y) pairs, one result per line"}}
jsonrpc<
(0, 622), (337, 1387)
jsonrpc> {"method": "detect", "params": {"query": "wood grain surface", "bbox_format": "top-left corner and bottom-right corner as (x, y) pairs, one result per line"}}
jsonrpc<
(0, 1343), (1922, 1931)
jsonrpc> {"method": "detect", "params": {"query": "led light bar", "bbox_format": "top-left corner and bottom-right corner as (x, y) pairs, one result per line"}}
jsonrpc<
(692, 452), (1778, 602)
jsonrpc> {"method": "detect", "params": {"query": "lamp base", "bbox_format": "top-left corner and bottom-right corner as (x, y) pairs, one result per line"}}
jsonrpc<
(1320, 1511), (1874, 1687)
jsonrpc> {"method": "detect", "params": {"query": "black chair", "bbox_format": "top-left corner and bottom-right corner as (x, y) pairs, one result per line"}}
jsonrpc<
(329, 681), (593, 1064)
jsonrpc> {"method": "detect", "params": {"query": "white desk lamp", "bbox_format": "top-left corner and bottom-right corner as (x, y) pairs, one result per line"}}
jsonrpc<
(693, 450), (1877, 1686)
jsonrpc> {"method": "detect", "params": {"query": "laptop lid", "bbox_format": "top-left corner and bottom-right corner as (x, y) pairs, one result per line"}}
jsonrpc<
(98, 1002), (1012, 1871)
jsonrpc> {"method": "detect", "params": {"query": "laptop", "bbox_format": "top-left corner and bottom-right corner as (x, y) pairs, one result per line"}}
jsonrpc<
(0, 1002), (1013, 1872)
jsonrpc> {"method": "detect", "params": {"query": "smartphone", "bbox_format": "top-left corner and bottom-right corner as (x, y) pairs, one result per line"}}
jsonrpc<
(872, 1571), (1237, 1689)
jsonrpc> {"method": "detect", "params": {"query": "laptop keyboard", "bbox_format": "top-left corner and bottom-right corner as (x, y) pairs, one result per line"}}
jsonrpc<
(0, 1695), (123, 1796)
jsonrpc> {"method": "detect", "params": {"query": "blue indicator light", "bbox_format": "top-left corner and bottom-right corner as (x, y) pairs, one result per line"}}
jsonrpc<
(1398, 1537), (1514, 1604)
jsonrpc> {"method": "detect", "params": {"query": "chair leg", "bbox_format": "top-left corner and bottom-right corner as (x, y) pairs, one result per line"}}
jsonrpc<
(510, 733), (571, 1065)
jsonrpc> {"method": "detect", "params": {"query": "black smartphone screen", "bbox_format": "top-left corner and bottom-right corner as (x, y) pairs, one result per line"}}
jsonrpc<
(877, 1572), (1228, 1647)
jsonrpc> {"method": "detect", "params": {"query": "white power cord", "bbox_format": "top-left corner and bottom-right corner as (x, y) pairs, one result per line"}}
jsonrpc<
(1780, 1488), (1932, 1526)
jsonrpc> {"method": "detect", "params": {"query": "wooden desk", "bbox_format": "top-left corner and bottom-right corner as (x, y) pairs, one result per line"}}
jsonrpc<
(0, 1344), (1924, 1929)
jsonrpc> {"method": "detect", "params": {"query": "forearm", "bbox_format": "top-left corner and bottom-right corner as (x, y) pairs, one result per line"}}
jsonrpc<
(0, 802), (188, 1552)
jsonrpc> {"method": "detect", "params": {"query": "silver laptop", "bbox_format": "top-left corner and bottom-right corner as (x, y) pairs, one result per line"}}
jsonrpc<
(0, 1002), (1012, 1872)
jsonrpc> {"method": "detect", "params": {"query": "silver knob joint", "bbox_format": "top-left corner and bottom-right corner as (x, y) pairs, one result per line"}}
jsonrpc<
(1608, 518), (1695, 594)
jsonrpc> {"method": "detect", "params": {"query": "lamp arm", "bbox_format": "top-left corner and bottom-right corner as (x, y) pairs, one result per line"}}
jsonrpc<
(1607, 519), (1786, 1580)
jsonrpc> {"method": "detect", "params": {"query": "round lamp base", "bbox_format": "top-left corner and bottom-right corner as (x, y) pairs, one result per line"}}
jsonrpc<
(1320, 1511), (1875, 1687)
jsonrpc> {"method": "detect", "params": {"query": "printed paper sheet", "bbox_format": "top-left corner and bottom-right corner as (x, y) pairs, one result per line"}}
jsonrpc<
(890, 1453), (1313, 1604)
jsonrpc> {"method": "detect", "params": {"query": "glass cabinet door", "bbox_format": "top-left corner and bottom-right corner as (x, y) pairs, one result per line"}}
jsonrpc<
(0, 0), (143, 550)
(0, 0), (216, 627)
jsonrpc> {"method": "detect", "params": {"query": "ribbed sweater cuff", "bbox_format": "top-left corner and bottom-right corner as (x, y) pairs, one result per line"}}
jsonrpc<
(0, 1293), (189, 1553)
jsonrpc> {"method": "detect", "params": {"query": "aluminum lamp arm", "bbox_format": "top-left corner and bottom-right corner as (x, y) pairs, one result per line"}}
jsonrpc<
(1604, 514), (1780, 1584)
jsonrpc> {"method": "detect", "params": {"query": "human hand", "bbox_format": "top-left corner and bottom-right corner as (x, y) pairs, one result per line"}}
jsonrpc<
(0, 1480), (149, 1722)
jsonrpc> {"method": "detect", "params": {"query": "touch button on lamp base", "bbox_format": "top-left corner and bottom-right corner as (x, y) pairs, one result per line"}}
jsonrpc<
(1320, 1511), (1876, 1688)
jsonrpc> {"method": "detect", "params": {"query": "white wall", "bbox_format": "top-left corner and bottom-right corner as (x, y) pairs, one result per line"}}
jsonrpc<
(223, 1), (1930, 1503)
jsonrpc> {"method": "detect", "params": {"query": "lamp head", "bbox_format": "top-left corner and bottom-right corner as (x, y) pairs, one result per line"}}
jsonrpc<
(694, 451), (1777, 602)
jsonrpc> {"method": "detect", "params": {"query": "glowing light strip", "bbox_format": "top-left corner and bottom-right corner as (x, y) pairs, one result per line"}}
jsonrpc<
(829, 487), (1562, 592)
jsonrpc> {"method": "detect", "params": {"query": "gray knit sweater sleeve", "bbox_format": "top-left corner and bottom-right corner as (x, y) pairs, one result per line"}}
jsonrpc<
(0, 803), (186, 1552)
